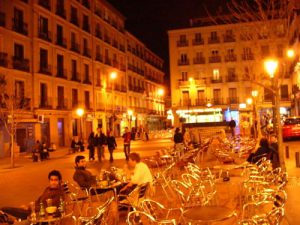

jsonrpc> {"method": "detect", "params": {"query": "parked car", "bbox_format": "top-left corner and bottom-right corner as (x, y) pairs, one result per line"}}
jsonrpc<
(282, 117), (300, 140)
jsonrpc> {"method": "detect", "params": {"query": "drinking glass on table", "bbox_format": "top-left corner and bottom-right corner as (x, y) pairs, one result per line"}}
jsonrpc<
(46, 199), (52, 207)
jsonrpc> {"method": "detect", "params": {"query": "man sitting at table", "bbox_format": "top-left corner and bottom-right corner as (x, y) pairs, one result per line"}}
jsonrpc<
(73, 155), (97, 190)
(1, 170), (65, 221)
(120, 152), (153, 194)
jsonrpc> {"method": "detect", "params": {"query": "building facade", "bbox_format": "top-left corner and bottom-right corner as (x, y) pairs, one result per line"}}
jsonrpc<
(168, 17), (293, 128)
(0, 0), (165, 156)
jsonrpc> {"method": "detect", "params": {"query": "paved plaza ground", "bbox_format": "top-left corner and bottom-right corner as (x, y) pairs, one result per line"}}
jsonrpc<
(0, 137), (300, 224)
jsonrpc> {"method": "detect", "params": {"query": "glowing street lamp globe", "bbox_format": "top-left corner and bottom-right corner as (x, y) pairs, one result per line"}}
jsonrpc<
(264, 59), (278, 78)
(76, 108), (85, 117)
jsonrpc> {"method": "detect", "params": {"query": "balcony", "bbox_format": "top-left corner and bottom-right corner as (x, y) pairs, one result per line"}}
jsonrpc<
(177, 40), (188, 47)
(209, 56), (221, 63)
(0, 12), (5, 27)
(193, 57), (205, 64)
(227, 97), (239, 104)
(39, 97), (52, 109)
(83, 78), (92, 85)
(112, 60), (119, 68)
(83, 48), (91, 58)
(180, 99), (191, 107)
(225, 55), (237, 62)
(12, 57), (30, 72)
(95, 53), (103, 62)
(83, 23), (90, 33)
(0, 52), (8, 67)
(95, 8), (103, 18)
(226, 75), (238, 82)
(241, 53), (254, 61)
(223, 35), (236, 42)
(56, 38), (67, 48)
(112, 40), (118, 49)
(70, 42), (80, 53)
(70, 16), (79, 26)
(12, 19), (28, 36)
(178, 59), (190, 66)
(119, 44), (125, 52)
(38, 30), (52, 42)
(39, 65), (52, 75)
(120, 64), (126, 72)
(95, 29), (102, 39)
(280, 96), (290, 101)
(82, 0), (90, 9)
(16, 97), (30, 110)
(104, 35), (111, 44)
(71, 73), (81, 82)
(208, 37), (220, 44)
(56, 69), (67, 79)
(192, 39), (204, 45)
(121, 85), (127, 92)
(211, 76), (222, 83)
(56, 6), (66, 19)
(104, 58), (111, 66)
(212, 98), (224, 105)
(38, 0), (51, 10)
(57, 99), (68, 110)
(195, 98), (207, 106)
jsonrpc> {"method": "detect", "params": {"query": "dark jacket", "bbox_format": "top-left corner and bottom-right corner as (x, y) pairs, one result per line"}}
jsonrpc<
(247, 146), (271, 163)
(174, 133), (183, 144)
(73, 167), (96, 189)
(95, 133), (107, 146)
(35, 186), (65, 210)
(123, 132), (131, 144)
(270, 142), (280, 168)
(107, 136), (117, 150)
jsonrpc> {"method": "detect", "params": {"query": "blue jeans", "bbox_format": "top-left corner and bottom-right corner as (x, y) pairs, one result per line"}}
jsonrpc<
(124, 144), (130, 160)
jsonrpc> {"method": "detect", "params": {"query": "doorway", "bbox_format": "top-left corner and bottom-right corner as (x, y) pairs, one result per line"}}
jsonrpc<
(57, 118), (65, 146)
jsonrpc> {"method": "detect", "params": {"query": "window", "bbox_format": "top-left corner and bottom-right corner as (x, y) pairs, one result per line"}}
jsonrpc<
(280, 85), (288, 99)
(182, 91), (189, 106)
(196, 52), (203, 59)
(213, 89), (221, 103)
(14, 43), (24, 59)
(40, 48), (48, 69)
(57, 25), (63, 42)
(195, 33), (202, 41)
(57, 86), (65, 108)
(243, 47), (252, 55)
(71, 60), (77, 78)
(225, 29), (233, 36)
(71, 6), (78, 23)
(72, 89), (78, 107)
(213, 69), (220, 80)
(14, 7), (24, 23)
(84, 64), (89, 81)
(179, 35), (186, 42)
(40, 83), (48, 106)
(84, 91), (90, 109)
(180, 53), (187, 62)
(229, 88), (237, 103)
(96, 69), (101, 86)
(211, 50), (219, 56)
(71, 32), (76, 43)
(57, 54), (64, 76)
(197, 90), (205, 100)
(39, 16), (48, 34)
(15, 80), (25, 99)
(261, 45), (270, 56)
(211, 31), (218, 40)
(227, 49), (234, 56)
(181, 72), (188, 81)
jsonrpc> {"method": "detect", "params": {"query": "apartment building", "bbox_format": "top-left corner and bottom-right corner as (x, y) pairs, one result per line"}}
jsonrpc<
(0, 0), (165, 156)
(168, 17), (292, 127)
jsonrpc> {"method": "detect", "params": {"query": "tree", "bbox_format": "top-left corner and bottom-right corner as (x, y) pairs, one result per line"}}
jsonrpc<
(203, 0), (297, 169)
(0, 75), (30, 168)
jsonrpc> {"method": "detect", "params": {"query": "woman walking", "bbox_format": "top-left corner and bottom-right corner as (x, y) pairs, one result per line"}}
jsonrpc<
(107, 130), (117, 162)
(87, 132), (95, 161)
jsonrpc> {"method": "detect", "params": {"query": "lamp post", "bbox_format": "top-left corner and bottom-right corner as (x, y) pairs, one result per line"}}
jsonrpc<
(127, 109), (133, 130)
(251, 90), (259, 139)
(110, 71), (117, 135)
(264, 59), (286, 169)
(76, 108), (85, 140)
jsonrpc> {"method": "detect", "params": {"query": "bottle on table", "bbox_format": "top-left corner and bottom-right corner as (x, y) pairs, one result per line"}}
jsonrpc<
(58, 197), (65, 215)
(39, 202), (45, 218)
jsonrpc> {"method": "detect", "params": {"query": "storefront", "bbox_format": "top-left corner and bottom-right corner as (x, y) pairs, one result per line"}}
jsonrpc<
(176, 108), (224, 124)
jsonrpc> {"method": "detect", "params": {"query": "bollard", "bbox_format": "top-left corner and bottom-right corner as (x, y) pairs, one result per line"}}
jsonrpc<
(286, 146), (290, 159)
(296, 152), (300, 168)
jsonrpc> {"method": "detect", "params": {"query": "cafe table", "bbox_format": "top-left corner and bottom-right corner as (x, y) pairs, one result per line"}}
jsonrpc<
(28, 211), (68, 225)
(182, 205), (237, 225)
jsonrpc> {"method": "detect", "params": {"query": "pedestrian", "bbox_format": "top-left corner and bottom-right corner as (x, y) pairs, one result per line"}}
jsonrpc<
(229, 118), (236, 138)
(269, 135), (280, 169)
(174, 127), (184, 155)
(107, 130), (117, 162)
(144, 125), (149, 141)
(95, 128), (107, 162)
(40, 142), (49, 161)
(122, 127), (131, 160)
(87, 132), (95, 161)
(33, 140), (41, 162)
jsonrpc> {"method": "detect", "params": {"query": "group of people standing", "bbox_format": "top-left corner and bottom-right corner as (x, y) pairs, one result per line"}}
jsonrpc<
(80, 127), (132, 163)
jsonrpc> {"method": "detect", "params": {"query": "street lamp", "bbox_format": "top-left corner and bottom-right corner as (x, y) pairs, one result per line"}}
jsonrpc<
(76, 108), (85, 140)
(264, 59), (278, 78)
(127, 109), (133, 130)
(251, 90), (259, 139)
(110, 71), (117, 135)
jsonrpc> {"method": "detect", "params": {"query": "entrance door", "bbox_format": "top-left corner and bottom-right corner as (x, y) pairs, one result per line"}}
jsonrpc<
(16, 128), (26, 152)
(85, 121), (92, 140)
(57, 118), (65, 146)
(41, 118), (50, 146)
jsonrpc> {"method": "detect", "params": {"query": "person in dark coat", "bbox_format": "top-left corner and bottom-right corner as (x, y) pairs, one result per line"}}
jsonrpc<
(107, 130), (117, 162)
(247, 137), (271, 164)
(73, 155), (96, 189)
(229, 119), (236, 138)
(95, 128), (107, 162)
(122, 127), (131, 160)
(174, 127), (183, 144)
(87, 132), (95, 161)
(269, 135), (280, 169)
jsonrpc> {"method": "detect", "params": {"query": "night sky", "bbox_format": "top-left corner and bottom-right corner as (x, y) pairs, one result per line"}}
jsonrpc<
(107, 0), (223, 82)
